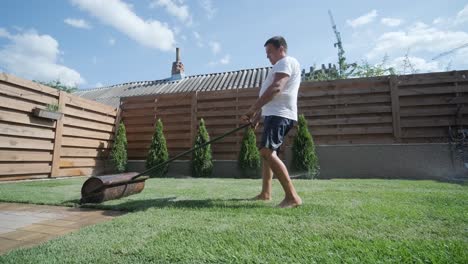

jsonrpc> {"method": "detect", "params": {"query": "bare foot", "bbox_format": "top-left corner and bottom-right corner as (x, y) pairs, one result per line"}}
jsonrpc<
(277, 197), (302, 208)
(252, 194), (271, 201)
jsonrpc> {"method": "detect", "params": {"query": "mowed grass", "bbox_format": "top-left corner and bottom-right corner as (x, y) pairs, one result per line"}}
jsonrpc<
(0, 178), (466, 263)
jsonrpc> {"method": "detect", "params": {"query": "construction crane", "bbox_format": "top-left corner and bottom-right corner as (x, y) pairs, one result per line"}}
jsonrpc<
(328, 10), (346, 76)
(432, 43), (468, 60)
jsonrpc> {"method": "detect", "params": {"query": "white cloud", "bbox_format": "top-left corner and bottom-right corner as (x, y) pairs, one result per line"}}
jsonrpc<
(109, 37), (115, 45)
(199, 0), (216, 19)
(455, 4), (468, 25)
(71, 0), (175, 51)
(94, 82), (104, 88)
(220, 54), (230, 65)
(193, 31), (203, 47)
(0, 29), (85, 86)
(0, 28), (12, 38)
(208, 41), (220, 54)
(366, 22), (468, 60)
(208, 54), (230, 66)
(64, 18), (92, 29)
(150, 0), (192, 25)
(347, 10), (378, 28)
(381, 18), (402, 27)
(389, 56), (442, 73)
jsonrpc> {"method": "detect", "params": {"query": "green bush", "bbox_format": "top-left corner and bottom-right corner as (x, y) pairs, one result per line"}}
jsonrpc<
(110, 122), (128, 173)
(291, 114), (319, 179)
(191, 118), (213, 178)
(238, 127), (261, 178)
(146, 119), (169, 178)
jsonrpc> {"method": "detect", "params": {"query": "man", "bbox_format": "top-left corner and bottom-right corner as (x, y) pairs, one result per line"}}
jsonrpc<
(241, 36), (302, 208)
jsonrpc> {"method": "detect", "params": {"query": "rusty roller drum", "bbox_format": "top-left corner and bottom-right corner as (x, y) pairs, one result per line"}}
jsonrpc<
(81, 172), (149, 203)
(79, 123), (251, 204)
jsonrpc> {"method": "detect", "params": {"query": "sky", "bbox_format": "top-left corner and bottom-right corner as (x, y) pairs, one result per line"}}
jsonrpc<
(0, 0), (467, 89)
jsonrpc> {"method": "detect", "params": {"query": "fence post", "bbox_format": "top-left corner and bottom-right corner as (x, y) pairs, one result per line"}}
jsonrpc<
(190, 91), (198, 146)
(389, 75), (401, 142)
(50, 91), (67, 177)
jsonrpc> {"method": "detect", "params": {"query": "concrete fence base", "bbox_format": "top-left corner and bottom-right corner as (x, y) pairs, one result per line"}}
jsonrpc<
(128, 144), (467, 181)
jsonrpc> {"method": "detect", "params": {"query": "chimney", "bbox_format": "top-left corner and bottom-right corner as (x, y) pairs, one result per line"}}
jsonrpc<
(170, 47), (185, 80)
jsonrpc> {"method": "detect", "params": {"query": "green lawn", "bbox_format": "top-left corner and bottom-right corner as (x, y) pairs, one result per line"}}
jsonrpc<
(0, 178), (466, 263)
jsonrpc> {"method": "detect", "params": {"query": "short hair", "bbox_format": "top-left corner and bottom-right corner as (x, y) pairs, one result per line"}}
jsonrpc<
(264, 36), (288, 52)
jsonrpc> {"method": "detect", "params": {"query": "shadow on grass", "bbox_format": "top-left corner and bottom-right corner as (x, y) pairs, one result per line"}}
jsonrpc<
(77, 196), (266, 212)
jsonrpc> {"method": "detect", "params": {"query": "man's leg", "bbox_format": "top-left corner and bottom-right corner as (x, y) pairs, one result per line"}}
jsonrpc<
(253, 151), (273, 200)
(260, 148), (302, 208)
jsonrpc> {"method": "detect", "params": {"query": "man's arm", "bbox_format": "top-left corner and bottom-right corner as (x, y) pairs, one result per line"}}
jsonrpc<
(251, 72), (290, 112)
(241, 72), (290, 125)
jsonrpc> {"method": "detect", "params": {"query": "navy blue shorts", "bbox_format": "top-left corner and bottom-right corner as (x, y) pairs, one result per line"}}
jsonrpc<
(260, 115), (295, 151)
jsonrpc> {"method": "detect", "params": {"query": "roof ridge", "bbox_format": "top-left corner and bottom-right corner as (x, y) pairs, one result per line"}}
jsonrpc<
(74, 66), (271, 93)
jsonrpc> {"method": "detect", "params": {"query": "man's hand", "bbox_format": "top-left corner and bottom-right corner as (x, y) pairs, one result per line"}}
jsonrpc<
(241, 107), (260, 129)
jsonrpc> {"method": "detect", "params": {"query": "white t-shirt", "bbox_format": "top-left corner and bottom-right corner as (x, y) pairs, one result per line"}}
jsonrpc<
(259, 56), (301, 121)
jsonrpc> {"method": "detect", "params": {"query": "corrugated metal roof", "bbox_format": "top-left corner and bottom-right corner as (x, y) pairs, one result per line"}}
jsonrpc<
(74, 67), (271, 108)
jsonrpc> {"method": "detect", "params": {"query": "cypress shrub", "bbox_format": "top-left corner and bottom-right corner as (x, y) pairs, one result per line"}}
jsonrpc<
(191, 118), (213, 178)
(238, 126), (261, 178)
(146, 119), (169, 177)
(291, 114), (320, 179)
(110, 122), (128, 173)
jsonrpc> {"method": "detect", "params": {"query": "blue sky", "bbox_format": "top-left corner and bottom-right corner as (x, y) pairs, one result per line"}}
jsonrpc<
(1, 0), (467, 89)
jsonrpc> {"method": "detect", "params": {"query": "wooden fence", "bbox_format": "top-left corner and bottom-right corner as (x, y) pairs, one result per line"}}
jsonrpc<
(122, 70), (468, 161)
(0, 73), (119, 181)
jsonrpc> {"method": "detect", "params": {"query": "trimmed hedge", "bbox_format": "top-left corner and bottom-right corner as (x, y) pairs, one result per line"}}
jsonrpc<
(191, 118), (213, 178)
(110, 122), (128, 173)
(238, 126), (261, 178)
(291, 114), (319, 178)
(146, 119), (169, 177)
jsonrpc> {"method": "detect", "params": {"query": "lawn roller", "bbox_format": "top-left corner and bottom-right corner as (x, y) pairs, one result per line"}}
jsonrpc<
(80, 122), (251, 204)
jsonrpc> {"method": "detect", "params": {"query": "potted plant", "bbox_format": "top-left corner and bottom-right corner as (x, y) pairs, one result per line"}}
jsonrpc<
(32, 103), (63, 120)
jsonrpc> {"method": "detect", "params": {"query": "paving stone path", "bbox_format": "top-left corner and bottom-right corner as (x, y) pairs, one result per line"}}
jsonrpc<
(0, 202), (124, 255)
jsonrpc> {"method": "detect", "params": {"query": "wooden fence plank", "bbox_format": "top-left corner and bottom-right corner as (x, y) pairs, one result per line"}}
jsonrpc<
(0, 83), (58, 105)
(0, 73), (59, 96)
(63, 116), (115, 132)
(190, 92), (197, 146)
(311, 126), (393, 136)
(400, 105), (467, 117)
(298, 94), (391, 107)
(0, 135), (53, 150)
(65, 93), (117, 116)
(400, 117), (466, 127)
(0, 108), (55, 128)
(58, 167), (106, 177)
(0, 122), (55, 139)
(51, 91), (66, 177)
(61, 147), (109, 158)
(0, 163), (51, 176)
(311, 116), (393, 126)
(0, 95), (43, 113)
(60, 158), (106, 168)
(398, 84), (468, 96)
(303, 106), (392, 116)
(64, 106), (115, 124)
(390, 76), (402, 141)
(0, 150), (52, 162)
(62, 127), (113, 140)
(399, 95), (468, 106)
(0, 174), (49, 181)
(61, 136), (111, 148)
